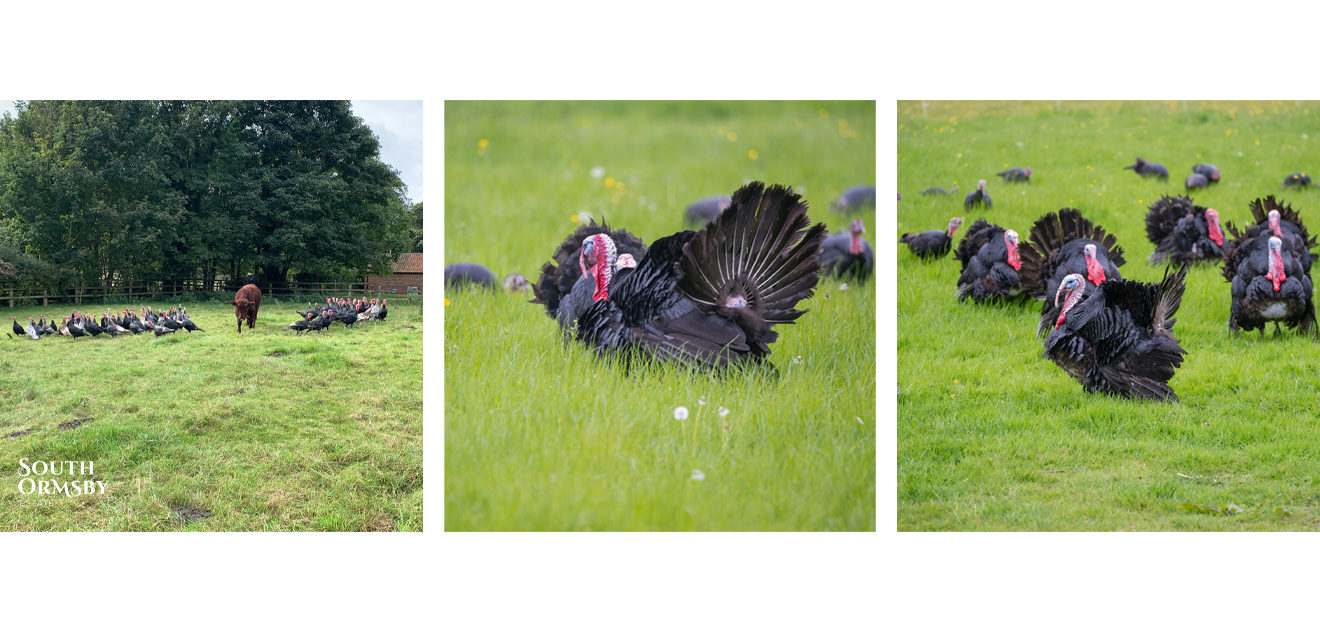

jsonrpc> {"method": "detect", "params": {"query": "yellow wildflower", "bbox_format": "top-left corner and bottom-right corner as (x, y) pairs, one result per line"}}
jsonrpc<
(748, 150), (759, 161)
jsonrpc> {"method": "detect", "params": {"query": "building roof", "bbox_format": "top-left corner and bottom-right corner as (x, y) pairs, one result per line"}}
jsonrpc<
(392, 253), (423, 274)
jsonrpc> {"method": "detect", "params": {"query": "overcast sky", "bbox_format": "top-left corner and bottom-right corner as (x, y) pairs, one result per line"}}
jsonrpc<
(0, 99), (422, 204)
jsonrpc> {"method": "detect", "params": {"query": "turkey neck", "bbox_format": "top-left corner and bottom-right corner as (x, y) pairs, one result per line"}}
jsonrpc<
(849, 232), (863, 255)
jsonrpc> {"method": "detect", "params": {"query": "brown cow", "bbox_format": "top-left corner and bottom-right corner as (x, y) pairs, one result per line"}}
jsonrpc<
(230, 284), (262, 334)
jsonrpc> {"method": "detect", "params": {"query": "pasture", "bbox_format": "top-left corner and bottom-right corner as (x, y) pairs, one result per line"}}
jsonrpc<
(899, 100), (1320, 531)
(0, 298), (422, 531)
(444, 101), (876, 531)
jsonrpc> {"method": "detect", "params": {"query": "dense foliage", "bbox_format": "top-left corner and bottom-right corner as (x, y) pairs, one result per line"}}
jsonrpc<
(0, 100), (412, 293)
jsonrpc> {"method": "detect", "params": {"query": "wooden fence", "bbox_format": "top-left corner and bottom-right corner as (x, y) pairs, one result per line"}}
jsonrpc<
(1, 280), (421, 308)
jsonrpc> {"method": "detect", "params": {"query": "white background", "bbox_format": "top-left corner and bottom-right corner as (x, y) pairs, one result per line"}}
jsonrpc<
(3, 0), (1318, 627)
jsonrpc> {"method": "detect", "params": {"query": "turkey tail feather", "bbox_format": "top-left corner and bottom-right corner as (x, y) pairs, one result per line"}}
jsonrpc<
(677, 182), (827, 326)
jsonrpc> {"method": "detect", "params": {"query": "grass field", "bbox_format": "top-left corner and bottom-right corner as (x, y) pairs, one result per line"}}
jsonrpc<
(899, 100), (1320, 531)
(445, 101), (876, 531)
(0, 298), (422, 531)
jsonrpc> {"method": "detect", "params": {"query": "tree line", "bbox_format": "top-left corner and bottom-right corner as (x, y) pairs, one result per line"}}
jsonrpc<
(0, 100), (420, 295)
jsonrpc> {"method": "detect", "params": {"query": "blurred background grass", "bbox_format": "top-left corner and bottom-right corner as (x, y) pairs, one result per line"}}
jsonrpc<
(445, 100), (875, 531)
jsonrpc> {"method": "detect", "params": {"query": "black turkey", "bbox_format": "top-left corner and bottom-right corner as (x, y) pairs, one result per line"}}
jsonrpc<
(531, 220), (648, 330)
(821, 219), (874, 280)
(900, 217), (962, 260)
(685, 195), (732, 226)
(830, 185), (876, 214)
(997, 167), (1032, 182)
(1223, 198), (1318, 337)
(1193, 163), (1220, 183)
(1123, 157), (1169, 180)
(1020, 208), (1126, 326)
(964, 180), (992, 209)
(1145, 195), (1224, 265)
(1283, 172), (1311, 188)
(953, 219), (1024, 303)
(1223, 196), (1317, 274)
(1185, 173), (1209, 190)
(920, 186), (958, 196)
(1041, 265), (1188, 402)
(548, 182), (825, 368)
(445, 263), (497, 290)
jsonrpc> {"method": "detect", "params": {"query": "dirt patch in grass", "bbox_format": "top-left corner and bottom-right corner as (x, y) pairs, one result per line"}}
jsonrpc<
(170, 505), (213, 523)
(3, 430), (32, 439)
(58, 417), (94, 431)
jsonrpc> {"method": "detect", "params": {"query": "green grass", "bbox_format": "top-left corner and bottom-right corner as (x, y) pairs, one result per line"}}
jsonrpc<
(899, 100), (1320, 531)
(445, 101), (876, 531)
(0, 298), (422, 531)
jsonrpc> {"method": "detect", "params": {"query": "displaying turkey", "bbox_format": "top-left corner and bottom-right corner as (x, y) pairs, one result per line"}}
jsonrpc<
(539, 181), (826, 368)
(1020, 208), (1126, 326)
(996, 167), (1032, 182)
(900, 217), (962, 260)
(953, 219), (1024, 303)
(1145, 195), (1224, 265)
(1223, 196), (1317, 274)
(531, 220), (648, 330)
(821, 219), (874, 280)
(1040, 265), (1189, 402)
(964, 180), (992, 209)
(685, 195), (732, 226)
(1223, 197), (1318, 337)
(1123, 157), (1169, 180)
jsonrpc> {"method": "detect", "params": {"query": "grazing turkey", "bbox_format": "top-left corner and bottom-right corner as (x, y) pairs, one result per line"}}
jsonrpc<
(11, 317), (23, 338)
(821, 219), (874, 280)
(531, 220), (648, 330)
(1193, 163), (1220, 183)
(445, 263), (497, 290)
(551, 181), (826, 368)
(1185, 173), (1209, 190)
(1223, 196), (1317, 274)
(920, 186), (958, 196)
(1223, 197), (1318, 337)
(900, 217), (963, 260)
(953, 219), (1024, 303)
(830, 185), (876, 214)
(1145, 195), (1225, 264)
(1040, 265), (1189, 402)
(1283, 172), (1311, 188)
(1123, 157), (1169, 180)
(997, 167), (1032, 182)
(1020, 208), (1126, 325)
(685, 195), (732, 226)
(23, 317), (40, 340)
(964, 180), (992, 209)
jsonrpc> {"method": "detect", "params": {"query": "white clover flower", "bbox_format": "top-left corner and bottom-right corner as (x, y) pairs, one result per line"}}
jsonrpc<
(590, 166), (605, 178)
(698, 396), (707, 406)
(691, 469), (705, 481)
(717, 406), (729, 418)
(673, 406), (689, 421)
(792, 356), (803, 365)
(839, 283), (849, 291)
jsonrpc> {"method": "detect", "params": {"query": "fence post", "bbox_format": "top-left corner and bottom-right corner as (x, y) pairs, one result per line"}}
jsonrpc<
(7, 288), (12, 309)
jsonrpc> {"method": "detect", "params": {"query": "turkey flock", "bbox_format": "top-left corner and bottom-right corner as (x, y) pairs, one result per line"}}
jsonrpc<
(9, 305), (203, 340)
(904, 158), (1320, 403)
(285, 297), (389, 334)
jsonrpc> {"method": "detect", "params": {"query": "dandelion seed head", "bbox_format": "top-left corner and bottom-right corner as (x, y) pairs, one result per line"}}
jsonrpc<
(673, 406), (689, 421)
(718, 406), (729, 418)
(590, 166), (605, 179)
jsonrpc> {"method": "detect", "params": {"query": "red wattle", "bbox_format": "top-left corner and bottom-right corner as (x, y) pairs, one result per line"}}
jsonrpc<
(1085, 256), (1105, 285)
(849, 233), (863, 255)
(1268, 250), (1285, 292)
(1207, 221), (1223, 246)
(1006, 241), (1021, 270)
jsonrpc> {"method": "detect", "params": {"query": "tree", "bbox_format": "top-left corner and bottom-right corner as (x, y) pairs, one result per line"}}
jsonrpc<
(409, 201), (423, 252)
